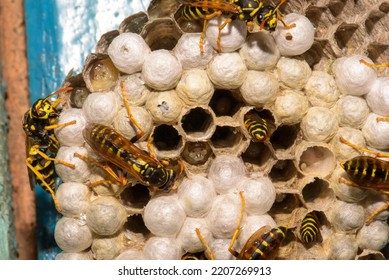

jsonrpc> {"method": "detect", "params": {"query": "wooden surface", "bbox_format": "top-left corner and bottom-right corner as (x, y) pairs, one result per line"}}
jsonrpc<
(0, 0), (36, 260)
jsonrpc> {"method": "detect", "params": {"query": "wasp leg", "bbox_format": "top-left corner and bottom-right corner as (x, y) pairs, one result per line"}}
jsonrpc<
(45, 120), (77, 131)
(216, 17), (232, 53)
(87, 179), (119, 188)
(74, 152), (126, 186)
(273, 0), (295, 29)
(120, 80), (145, 141)
(46, 86), (73, 108)
(377, 116), (389, 121)
(359, 59), (389, 69)
(26, 161), (62, 212)
(339, 137), (389, 158)
(35, 149), (75, 168)
(195, 228), (215, 260)
(338, 177), (361, 188)
(200, 11), (222, 54)
(228, 191), (245, 258)
(366, 201), (389, 224)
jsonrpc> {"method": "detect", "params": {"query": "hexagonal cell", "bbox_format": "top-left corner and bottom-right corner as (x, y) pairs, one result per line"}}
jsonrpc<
(119, 11), (149, 34)
(300, 40), (327, 68)
(141, 18), (183, 50)
(147, 0), (180, 19)
(270, 193), (302, 215)
(304, 6), (328, 38)
(327, 1), (346, 18)
(180, 106), (215, 141)
(209, 89), (243, 117)
(95, 30), (119, 54)
(120, 184), (151, 209)
(269, 160), (298, 182)
(296, 142), (336, 178)
(334, 23), (361, 52)
(181, 141), (213, 166)
(241, 141), (273, 168)
(210, 125), (242, 150)
(151, 124), (183, 156)
(124, 214), (150, 236)
(270, 124), (299, 151)
(365, 8), (388, 35)
(301, 177), (335, 210)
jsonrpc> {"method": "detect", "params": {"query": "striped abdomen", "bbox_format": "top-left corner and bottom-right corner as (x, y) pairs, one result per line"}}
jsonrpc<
(83, 123), (171, 188)
(340, 156), (389, 191)
(244, 117), (269, 141)
(182, 4), (214, 20)
(31, 156), (56, 193)
(238, 226), (287, 260)
(300, 212), (319, 244)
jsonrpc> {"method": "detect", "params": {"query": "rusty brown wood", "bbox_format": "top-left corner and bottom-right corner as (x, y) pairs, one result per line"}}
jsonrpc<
(0, 0), (37, 259)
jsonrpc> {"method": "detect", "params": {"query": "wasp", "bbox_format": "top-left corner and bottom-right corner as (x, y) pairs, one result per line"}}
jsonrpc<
(79, 123), (182, 192)
(244, 111), (277, 159)
(23, 87), (76, 150)
(196, 192), (287, 259)
(179, 0), (294, 53)
(26, 141), (75, 212)
(300, 212), (320, 244)
(339, 136), (389, 224)
(359, 59), (389, 70)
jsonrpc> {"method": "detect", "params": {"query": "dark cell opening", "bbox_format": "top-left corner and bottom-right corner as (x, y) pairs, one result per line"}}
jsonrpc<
(153, 124), (181, 151)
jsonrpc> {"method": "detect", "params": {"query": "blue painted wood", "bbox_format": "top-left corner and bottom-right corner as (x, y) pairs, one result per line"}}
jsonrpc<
(0, 73), (17, 260)
(24, 0), (150, 259)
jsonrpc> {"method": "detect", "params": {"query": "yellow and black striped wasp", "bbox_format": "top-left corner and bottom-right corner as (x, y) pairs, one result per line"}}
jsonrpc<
(300, 211), (321, 244)
(339, 137), (389, 224)
(244, 110), (277, 159)
(179, 0), (294, 53)
(74, 81), (183, 192)
(196, 192), (287, 259)
(23, 87), (77, 211)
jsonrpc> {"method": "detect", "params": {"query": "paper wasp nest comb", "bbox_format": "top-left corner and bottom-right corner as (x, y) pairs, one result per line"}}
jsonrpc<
(51, 0), (389, 260)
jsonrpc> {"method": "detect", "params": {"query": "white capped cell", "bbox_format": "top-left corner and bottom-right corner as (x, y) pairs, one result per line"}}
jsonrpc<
(145, 90), (184, 124)
(305, 71), (340, 108)
(54, 217), (93, 253)
(328, 233), (358, 260)
(277, 57), (312, 89)
(357, 221), (389, 251)
(173, 33), (215, 69)
(237, 175), (276, 215)
(55, 108), (86, 147)
(143, 195), (186, 237)
(336, 95), (369, 129)
(330, 200), (365, 233)
(208, 239), (235, 260)
(177, 175), (216, 217)
(114, 74), (151, 106)
(239, 32), (280, 70)
(107, 32), (150, 74)
(206, 193), (244, 239)
(273, 89), (309, 125)
(207, 52), (247, 89)
(92, 235), (123, 260)
(208, 154), (246, 194)
(273, 13), (315, 56)
(142, 49), (182, 91)
(205, 17), (247, 53)
(56, 182), (91, 217)
(240, 71), (279, 106)
(333, 55), (377, 96)
(143, 237), (183, 260)
(177, 217), (212, 253)
(82, 91), (120, 125)
(55, 146), (91, 183)
(86, 196), (127, 236)
(365, 77), (389, 116)
(362, 113), (389, 150)
(301, 106), (339, 142)
(176, 69), (214, 106)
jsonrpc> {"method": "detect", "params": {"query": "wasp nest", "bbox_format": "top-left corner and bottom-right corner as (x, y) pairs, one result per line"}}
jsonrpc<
(53, 0), (389, 260)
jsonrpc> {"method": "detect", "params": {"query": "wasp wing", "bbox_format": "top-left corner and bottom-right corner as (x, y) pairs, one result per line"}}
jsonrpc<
(178, 0), (241, 14)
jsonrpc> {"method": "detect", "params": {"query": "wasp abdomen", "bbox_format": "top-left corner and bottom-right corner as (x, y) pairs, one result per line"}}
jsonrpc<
(244, 117), (269, 141)
(341, 156), (389, 187)
(300, 212), (319, 244)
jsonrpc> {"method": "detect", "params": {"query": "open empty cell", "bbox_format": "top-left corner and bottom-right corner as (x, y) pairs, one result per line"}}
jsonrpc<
(124, 214), (150, 236)
(269, 160), (297, 182)
(181, 141), (213, 165)
(270, 193), (302, 215)
(209, 89), (243, 117)
(270, 124), (299, 150)
(120, 184), (151, 209)
(141, 18), (183, 51)
(301, 177), (334, 210)
(210, 126), (242, 149)
(241, 142), (273, 168)
(180, 107), (214, 140)
(297, 144), (336, 177)
(152, 124), (182, 152)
